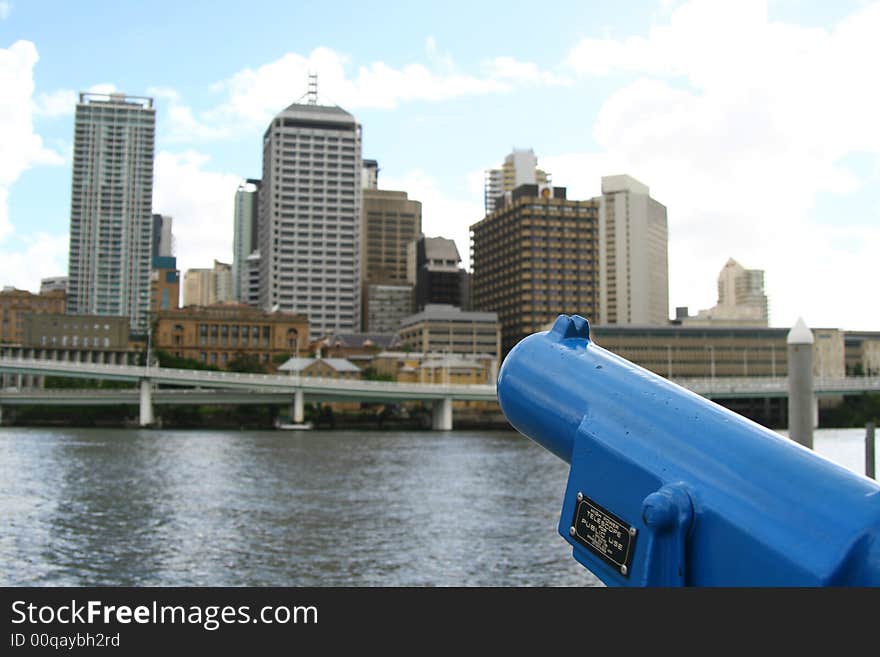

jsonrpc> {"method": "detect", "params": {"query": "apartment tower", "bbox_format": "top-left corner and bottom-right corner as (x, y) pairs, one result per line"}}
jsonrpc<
(484, 148), (551, 216)
(67, 92), (155, 331)
(598, 175), (669, 325)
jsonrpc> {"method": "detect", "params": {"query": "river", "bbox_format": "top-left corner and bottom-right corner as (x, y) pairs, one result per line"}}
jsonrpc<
(0, 427), (873, 586)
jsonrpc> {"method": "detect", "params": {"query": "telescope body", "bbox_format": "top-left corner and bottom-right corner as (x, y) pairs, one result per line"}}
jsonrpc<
(497, 315), (880, 586)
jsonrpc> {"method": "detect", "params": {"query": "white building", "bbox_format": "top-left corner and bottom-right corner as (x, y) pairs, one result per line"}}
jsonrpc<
(683, 258), (769, 327)
(67, 92), (155, 331)
(258, 99), (361, 337)
(484, 148), (551, 215)
(598, 175), (669, 325)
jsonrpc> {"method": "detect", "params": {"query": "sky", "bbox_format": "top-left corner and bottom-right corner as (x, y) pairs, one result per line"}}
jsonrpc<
(1, 0), (878, 331)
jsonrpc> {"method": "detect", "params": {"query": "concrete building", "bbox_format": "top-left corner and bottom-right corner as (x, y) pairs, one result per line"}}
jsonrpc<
(684, 258), (769, 327)
(243, 251), (261, 307)
(150, 256), (180, 313)
(598, 175), (669, 326)
(39, 277), (67, 295)
(360, 188), (422, 332)
(0, 288), (67, 343)
(22, 313), (129, 350)
(470, 184), (600, 354)
(258, 97), (362, 338)
(153, 302), (309, 370)
(151, 214), (174, 258)
(409, 236), (469, 312)
(362, 159), (379, 190)
(484, 148), (551, 215)
(396, 304), (501, 361)
(232, 179), (260, 302)
(67, 92), (155, 332)
(364, 284), (414, 334)
(183, 260), (233, 307)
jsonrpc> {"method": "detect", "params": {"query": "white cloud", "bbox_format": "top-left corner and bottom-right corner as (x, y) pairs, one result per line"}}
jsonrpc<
(0, 232), (68, 293)
(152, 150), (242, 276)
(161, 46), (562, 142)
(33, 88), (77, 117)
(0, 40), (65, 240)
(553, 0), (880, 330)
(0, 2), (12, 21)
(380, 169), (484, 271)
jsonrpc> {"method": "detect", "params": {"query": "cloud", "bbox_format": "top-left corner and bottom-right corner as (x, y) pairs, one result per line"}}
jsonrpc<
(0, 2), (11, 21)
(33, 88), (77, 117)
(552, 0), (880, 329)
(380, 169), (484, 271)
(0, 40), (65, 240)
(152, 150), (242, 276)
(0, 232), (69, 293)
(161, 46), (562, 142)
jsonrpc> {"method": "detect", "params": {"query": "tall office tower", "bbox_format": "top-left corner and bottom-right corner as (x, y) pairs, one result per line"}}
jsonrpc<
(258, 98), (362, 338)
(598, 175), (669, 326)
(361, 189), (421, 331)
(484, 148), (551, 216)
(683, 258), (769, 326)
(67, 92), (155, 332)
(471, 184), (600, 354)
(232, 179), (260, 301)
(151, 214), (174, 258)
(362, 159), (379, 190)
(409, 236), (469, 312)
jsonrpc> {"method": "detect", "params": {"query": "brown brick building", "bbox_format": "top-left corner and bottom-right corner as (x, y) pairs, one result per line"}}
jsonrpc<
(0, 288), (66, 344)
(153, 302), (309, 369)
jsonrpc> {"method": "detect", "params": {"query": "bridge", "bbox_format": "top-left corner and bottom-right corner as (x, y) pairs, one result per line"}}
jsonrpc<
(0, 357), (496, 430)
(0, 357), (878, 429)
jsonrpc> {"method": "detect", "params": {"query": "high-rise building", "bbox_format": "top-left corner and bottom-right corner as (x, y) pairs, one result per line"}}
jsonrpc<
(67, 92), (155, 332)
(362, 159), (379, 190)
(409, 236), (469, 312)
(183, 260), (232, 307)
(243, 251), (261, 307)
(471, 184), (600, 354)
(150, 256), (180, 313)
(151, 214), (174, 258)
(360, 189), (421, 331)
(258, 99), (362, 338)
(682, 258), (769, 327)
(232, 179), (260, 302)
(598, 175), (668, 326)
(484, 148), (551, 215)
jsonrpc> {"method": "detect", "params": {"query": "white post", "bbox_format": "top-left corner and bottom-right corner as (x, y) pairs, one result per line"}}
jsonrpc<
(787, 317), (814, 449)
(139, 378), (154, 427)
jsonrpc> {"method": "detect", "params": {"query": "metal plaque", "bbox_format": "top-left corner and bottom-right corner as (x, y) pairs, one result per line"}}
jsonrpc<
(570, 495), (636, 576)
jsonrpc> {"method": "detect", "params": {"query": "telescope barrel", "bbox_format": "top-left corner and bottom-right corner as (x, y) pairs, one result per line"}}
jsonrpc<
(497, 315), (880, 586)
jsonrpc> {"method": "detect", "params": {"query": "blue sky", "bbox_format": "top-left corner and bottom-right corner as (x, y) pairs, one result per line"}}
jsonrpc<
(1, 0), (878, 330)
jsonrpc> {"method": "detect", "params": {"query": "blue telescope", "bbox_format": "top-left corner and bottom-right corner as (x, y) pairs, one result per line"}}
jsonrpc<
(497, 314), (880, 586)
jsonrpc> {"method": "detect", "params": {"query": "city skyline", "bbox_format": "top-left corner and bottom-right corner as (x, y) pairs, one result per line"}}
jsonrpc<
(1, 0), (878, 331)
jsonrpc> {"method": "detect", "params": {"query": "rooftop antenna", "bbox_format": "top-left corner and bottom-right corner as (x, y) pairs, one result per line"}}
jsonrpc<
(307, 72), (318, 105)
